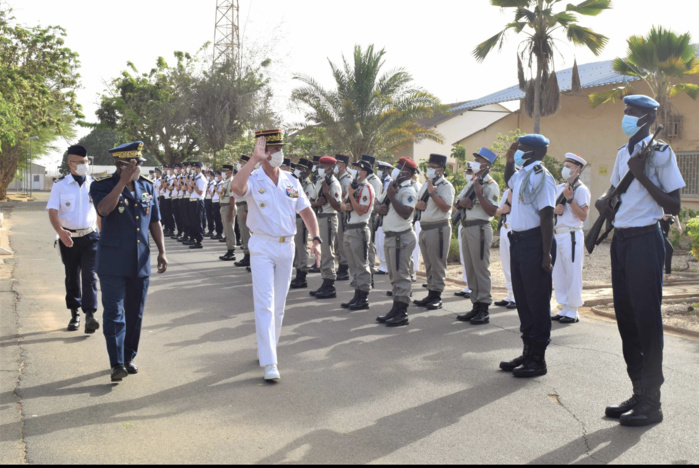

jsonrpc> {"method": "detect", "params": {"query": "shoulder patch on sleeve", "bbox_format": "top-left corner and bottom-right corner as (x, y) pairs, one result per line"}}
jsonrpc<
(94, 174), (113, 182)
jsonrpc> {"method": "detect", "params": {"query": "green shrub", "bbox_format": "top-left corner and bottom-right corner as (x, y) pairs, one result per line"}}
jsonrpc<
(448, 237), (461, 263)
(686, 216), (699, 263)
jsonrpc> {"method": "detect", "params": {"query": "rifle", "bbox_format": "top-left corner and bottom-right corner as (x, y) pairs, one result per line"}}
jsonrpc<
(451, 166), (491, 225)
(585, 125), (664, 254)
(376, 181), (397, 229)
(554, 167), (585, 223)
(314, 172), (335, 215)
(414, 175), (440, 223)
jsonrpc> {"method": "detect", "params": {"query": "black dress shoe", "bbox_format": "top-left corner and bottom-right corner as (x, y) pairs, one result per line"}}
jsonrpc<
(619, 391), (663, 427)
(558, 316), (579, 324)
(552, 314), (564, 321)
(494, 299), (510, 307)
(506, 301), (517, 309)
(125, 361), (138, 374)
(111, 365), (128, 382)
(67, 309), (80, 331)
(189, 242), (203, 249)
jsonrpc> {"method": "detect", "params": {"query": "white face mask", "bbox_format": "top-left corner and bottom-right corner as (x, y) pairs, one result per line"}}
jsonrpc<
(469, 161), (481, 173)
(376, 170), (383, 178)
(350, 169), (358, 178)
(269, 150), (284, 168)
(426, 168), (437, 179)
(311, 165), (316, 173)
(333, 166), (339, 175)
(317, 168), (326, 177)
(561, 167), (575, 180)
(391, 168), (401, 181)
(294, 169), (302, 178)
(131, 166), (141, 182)
(74, 163), (89, 177)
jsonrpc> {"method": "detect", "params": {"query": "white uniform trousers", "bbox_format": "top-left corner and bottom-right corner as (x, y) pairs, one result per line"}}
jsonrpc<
(552, 230), (584, 319)
(457, 224), (472, 293)
(499, 226), (514, 302)
(412, 221), (421, 273)
(248, 235), (295, 367)
(376, 226), (387, 272)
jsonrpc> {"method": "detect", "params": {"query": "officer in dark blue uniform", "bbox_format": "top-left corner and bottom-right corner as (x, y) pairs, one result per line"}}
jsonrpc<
(90, 141), (168, 382)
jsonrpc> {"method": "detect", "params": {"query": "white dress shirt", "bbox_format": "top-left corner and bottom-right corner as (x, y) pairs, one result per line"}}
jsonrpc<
(244, 169), (311, 237)
(46, 174), (97, 230)
(610, 136), (685, 229)
(554, 182), (591, 229)
(507, 162), (556, 232)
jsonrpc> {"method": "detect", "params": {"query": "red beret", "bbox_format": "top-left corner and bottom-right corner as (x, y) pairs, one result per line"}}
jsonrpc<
(319, 156), (337, 164)
(401, 158), (418, 170)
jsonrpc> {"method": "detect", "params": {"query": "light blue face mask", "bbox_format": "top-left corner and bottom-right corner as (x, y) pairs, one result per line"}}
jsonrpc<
(514, 150), (529, 167)
(622, 114), (646, 137)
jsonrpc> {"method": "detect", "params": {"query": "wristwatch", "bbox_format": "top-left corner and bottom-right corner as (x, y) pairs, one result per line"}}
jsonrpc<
(312, 236), (323, 244)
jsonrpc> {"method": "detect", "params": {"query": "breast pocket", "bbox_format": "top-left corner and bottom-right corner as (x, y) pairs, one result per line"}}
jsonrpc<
(251, 191), (272, 210)
(60, 195), (76, 213)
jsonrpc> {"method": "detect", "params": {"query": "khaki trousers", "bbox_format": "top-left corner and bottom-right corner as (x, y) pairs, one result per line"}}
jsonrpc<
(419, 223), (451, 293)
(368, 212), (379, 271)
(236, 203), (250, 255)
(318, 215), (338, 280)
(294, 216), (309, 272)
(343, 224), (372, 292)
(460, 223), (493, 305)
(336, 212), (348, 267)
(220, 204), (236, 251)
(384, 230), (416, 305)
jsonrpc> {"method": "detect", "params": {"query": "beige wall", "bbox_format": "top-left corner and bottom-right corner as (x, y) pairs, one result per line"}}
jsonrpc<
(455, 82), (699, 223)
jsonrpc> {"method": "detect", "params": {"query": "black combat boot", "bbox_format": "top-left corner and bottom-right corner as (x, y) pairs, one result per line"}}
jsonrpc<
(412, 290), (435, 307)
(84, 312), (100, 334)
(512, 341), (547, 378)
(456, 302), (481, 322)
(290, 270), (308, 289)
(499, 338), (530, 372)
(425, 291), (443, 310)
(619, 387), (663, 426)
(349, 290), (370, 311)
(219, 250), (236, 261)
(470, 303), (490, 325)
(385, 302), (409, 327)
(315, 279), (337, 299)
(376, 302), (400, 323)
(67, 309), (80, 331)
(309, 264), (321, 274)
(336, 264), (350, 281)
(341, 290), (360, 309)
(309, 279), (327, 297)
(605, 381), (643, 418)
(234, 254), (250, 267)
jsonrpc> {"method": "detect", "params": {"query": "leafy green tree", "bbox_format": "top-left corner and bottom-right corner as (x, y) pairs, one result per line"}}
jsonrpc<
(0, 7), (83, 199)
(291, 44), (443, 160)
(588, 26), (699, 138)
(285, 127), (334, 161)
(473, 0), (611, 133)
(97, 52), (201, 165)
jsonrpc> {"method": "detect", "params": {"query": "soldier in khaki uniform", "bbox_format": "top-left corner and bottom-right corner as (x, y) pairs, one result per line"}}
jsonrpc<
(334, 154), (352, 281)
(375, 158), (419, 327)
(218, 164), (237, 261)
(309, 156), (343, 299)
(413, 154), (455, 310)
(234, 155), (252, 268)
(455, 147), (500, 325)
(290, 158), (317, 288)
(362, 155), (383, 279)
(339, 159), (376, 310)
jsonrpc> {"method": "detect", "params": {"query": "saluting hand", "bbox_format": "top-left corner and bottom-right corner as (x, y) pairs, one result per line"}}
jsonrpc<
(252, 136), (267, 162)
(505, 141), (518, 164)
(119, 159), (139, 185)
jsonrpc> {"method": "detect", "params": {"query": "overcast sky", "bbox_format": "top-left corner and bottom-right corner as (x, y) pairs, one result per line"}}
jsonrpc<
(8, 0), (699, 169)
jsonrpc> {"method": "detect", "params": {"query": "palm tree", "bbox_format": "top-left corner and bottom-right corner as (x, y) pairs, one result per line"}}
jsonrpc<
(291, 44), (442, 160)
(473, 0), (611, 133)
(588, 26), (699, 137)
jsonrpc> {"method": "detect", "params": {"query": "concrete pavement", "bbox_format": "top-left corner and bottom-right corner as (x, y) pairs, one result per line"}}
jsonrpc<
(1, 199), (698, 464)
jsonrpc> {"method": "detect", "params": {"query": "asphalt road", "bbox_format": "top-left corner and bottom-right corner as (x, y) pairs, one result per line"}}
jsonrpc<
(1, 200), (698, 464)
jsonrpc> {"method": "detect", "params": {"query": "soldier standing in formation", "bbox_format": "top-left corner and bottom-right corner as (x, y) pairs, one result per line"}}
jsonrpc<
(234, 155), (252, 268)
(334, 154), (352, 281)
(218, 164), (237, 261)
(374, 161), (394, 275)
(290, 158), (317, 289)
(552, 153), (590, 324)
(362, 155), (383, 279)
(412, 154), (455, 311)
(493, 187), (517, 309)
(455, 148), (500, 325)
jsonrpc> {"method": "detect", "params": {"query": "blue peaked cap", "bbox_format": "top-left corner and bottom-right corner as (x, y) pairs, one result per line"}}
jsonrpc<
(623, 94), (659, 110)
(473, 147), (497, 164)
(518, 134), (550, 147)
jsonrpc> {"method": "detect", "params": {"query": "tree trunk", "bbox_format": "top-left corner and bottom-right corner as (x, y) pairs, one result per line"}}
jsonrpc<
(0, 144), (22, 200)
(533, 53), (543, 134)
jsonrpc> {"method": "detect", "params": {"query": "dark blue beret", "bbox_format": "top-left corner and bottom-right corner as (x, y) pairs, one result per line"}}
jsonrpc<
(623, 94), (659, 110)
(518, 134), (550, 147)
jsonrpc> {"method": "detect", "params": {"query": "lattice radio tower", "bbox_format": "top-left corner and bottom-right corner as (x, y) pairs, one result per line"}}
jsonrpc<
(213, 0), (240, 73)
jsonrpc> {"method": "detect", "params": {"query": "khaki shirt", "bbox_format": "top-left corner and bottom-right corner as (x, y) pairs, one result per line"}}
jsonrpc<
(338, 172), (352, 198)
(416, 176), (455, 223)
(220, 177), (233, 204)
(381, 181), (418, 233)
(315, 175), (343, 215)
(456, 174), (499, 222)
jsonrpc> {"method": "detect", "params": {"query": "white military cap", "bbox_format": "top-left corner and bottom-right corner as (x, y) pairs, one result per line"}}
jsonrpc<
(565, 153), (587, 166)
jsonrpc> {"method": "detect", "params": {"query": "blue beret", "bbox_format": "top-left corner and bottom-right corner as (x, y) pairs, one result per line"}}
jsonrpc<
(473, 147), (497, 164)
(361, 154), (376, 166)
(518, 134), (550, 147)
(623, 94), (659, 110)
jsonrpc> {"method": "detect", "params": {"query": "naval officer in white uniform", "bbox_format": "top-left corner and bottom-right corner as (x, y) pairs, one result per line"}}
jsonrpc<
(230, 129), (321, 382)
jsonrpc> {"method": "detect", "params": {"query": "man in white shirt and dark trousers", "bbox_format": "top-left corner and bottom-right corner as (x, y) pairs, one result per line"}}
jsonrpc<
(187, 162), (207, 249)
(596, 95), (685, 427)
(500, 134), (556, 379)
(552, 153), (590, 324)
(230, 129), (321, 382)
(47, 145), (101, 334)
(494, 188), (516, 310)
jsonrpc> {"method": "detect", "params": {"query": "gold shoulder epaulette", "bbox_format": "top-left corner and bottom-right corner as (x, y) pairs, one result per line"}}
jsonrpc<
(140, 174), (154, 184)
(94, 174), (113, 182)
